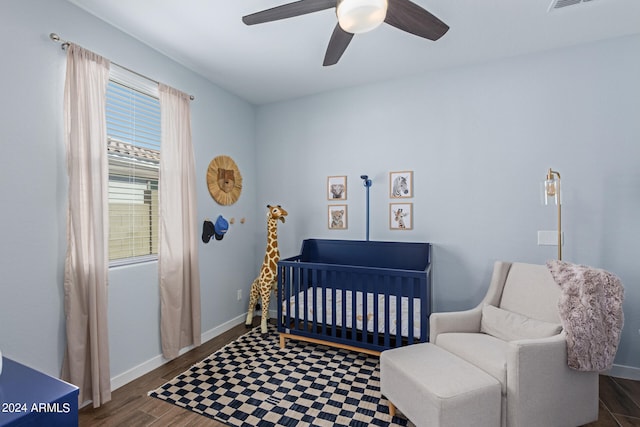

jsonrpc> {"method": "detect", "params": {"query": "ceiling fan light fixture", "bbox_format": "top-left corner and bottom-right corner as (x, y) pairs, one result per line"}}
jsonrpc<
(336, 0), (388, 34)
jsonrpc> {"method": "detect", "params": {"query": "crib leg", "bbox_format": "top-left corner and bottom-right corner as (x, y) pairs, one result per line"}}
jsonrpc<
(388, 401), (396, 418)
(279, 334), (286, 349)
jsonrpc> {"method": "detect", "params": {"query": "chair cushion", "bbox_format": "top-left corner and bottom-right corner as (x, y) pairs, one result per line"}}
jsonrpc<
(499, 262), (561, 323)
(435, 333), (510, 393)
(480, 305), (562, 341)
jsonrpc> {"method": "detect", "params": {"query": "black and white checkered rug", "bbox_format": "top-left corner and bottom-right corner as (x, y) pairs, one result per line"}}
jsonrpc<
(148, 325), (409, 426)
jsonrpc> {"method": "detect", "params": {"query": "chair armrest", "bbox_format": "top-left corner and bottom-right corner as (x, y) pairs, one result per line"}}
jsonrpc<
(507, 332), (567, 376)
(506, 332), (599, 426)
(429, 306), (482, 343)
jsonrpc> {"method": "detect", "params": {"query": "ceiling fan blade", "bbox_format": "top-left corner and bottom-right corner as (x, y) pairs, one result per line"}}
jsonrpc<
(384, 0), (449, 41)
(323, 24), (354, 66)
(243, 0), (337, 25)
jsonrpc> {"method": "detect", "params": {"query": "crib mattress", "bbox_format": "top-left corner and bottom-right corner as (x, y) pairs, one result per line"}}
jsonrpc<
(283, 288), (422, 339)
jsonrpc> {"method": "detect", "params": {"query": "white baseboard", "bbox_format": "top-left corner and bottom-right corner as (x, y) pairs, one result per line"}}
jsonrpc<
(604, 363), (640, 381)
(110, 313), (247, 391)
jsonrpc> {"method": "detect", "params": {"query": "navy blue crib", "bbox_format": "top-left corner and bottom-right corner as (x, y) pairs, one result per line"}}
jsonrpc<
(277, 239), (432, 355)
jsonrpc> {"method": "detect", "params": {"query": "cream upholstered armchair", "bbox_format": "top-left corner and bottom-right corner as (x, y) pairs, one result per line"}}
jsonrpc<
(430, 261), (599, 427)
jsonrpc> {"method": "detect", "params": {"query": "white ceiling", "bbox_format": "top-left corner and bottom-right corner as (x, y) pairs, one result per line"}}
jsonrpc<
(66, 0), (640, 105)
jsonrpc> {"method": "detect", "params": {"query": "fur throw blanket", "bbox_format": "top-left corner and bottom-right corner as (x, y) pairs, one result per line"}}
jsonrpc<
(546, 260), (624, 372)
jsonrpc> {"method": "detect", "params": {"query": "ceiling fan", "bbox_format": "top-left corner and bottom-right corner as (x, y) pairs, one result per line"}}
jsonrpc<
(242, 0), (449, 66)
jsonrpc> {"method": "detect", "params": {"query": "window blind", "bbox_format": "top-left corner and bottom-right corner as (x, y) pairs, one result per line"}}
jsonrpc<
(106, 66), (161, 264)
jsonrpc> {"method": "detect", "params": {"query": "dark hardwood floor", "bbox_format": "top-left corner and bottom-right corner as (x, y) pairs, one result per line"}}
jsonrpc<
(587, 376), (640, 427)
(80, 320), (640, 426)
(79, 320), (258, 427)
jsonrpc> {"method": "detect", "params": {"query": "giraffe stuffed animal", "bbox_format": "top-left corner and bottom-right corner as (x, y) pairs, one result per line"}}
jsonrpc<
(245, 204), (288, 334)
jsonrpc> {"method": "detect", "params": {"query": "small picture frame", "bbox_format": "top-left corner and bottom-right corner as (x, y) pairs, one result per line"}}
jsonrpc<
(390, 203), (413, 230)
(327, 175), (347, 200)
(328, 205), (348, 229)
(389, 171), (413, 198)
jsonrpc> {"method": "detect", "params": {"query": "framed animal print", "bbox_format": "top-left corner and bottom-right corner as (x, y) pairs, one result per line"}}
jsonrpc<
(328, 205), (348, 229)
(327, 175), (347, 200)
(390, 203), (413, 230)
(389, 171), (413, 198)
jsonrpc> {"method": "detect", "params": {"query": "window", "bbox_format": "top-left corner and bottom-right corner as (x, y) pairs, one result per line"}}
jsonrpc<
(106, 66), (161, 265)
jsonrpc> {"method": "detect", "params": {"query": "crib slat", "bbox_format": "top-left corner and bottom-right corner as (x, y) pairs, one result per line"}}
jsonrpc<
(373, 274), (380, 346)
(383, 275), (391, 348)
(329, 270), (336, 339)
(407, 276), (415, 345)
(341, 271), (348, 341)
(294, 266), (301, 331)
(352, 273), (358, 342)
(362, 273), (369, 346)
(396, 276), (404, 343)
(311, 268), (318, 334)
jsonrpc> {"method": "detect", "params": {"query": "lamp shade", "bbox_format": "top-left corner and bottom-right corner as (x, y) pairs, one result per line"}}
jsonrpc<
(544, 170), (561, 206)
(337, 0), (388, 34)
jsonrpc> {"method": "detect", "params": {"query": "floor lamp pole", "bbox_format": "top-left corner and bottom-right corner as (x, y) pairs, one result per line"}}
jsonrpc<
(556, 177), (562, 261)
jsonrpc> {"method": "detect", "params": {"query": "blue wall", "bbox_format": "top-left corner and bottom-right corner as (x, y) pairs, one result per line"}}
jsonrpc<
(1, 0), (638, 385)
(255, 35), (640, 376)
(0, 0), (260, 380)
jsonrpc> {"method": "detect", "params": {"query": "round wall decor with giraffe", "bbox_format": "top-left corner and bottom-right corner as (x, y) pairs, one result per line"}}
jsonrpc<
(207, 155), (243, 205)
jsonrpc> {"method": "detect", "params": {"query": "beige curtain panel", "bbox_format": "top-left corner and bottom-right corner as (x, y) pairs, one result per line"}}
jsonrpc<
(158, 83), (201, 360)
(61, 43), (112, 408)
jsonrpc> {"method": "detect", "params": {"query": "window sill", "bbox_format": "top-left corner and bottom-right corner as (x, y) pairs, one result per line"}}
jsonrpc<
(109, 255), (158, 269)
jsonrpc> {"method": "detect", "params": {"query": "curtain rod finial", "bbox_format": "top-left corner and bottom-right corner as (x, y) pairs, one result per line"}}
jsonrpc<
(49, 33), (69, 50)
